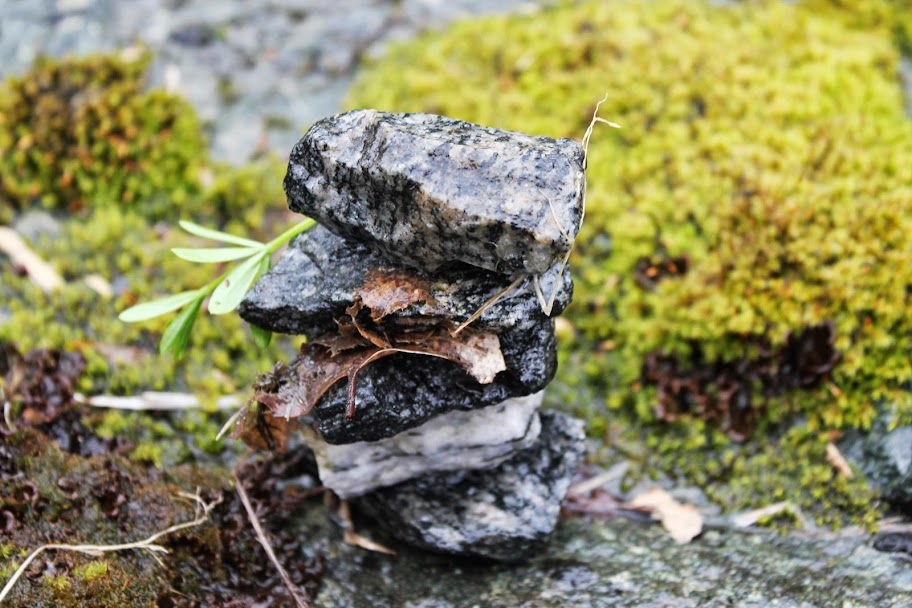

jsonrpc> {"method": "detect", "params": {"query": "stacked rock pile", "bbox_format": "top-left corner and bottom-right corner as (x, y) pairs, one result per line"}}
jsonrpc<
(238, 109), (587, 561)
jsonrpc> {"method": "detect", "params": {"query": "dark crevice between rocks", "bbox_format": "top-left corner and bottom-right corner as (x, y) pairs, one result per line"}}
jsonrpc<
(642, 322), (841, 440)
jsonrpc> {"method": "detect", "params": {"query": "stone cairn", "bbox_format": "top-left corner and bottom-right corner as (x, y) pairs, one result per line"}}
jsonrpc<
(238, 109), (587, 562)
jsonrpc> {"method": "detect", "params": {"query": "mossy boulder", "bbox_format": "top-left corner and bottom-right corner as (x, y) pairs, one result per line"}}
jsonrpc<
(346, 0), (912, 525)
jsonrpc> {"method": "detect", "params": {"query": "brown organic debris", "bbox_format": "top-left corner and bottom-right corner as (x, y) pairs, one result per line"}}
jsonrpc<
(236, 322), (505, 451)
(1, 342), (86, 426)
(352, 268), (438, 322)
(633, 252), (690, 291)
(642, 322), (840, 440)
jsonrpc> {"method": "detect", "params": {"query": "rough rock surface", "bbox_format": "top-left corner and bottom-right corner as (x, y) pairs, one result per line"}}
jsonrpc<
(355, 411), (585, 561)
(284, 109), (586, 275)
(305, 315), (557, 444)
(239, 224), (573, 337)
(841, 415), (912, 512)
(304, 392), (543, 498)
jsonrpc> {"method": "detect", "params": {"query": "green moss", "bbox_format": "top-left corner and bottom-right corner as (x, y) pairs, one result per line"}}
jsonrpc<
(73, 560), (110, 583)
(347, 0), (912, 524)
(0, 52), (298, 462)
(0, 50), (206, 219)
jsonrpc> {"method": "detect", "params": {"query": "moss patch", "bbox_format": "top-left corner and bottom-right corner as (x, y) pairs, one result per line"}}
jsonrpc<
(347, 0), (912, 525)
(0, 52), (301, 460)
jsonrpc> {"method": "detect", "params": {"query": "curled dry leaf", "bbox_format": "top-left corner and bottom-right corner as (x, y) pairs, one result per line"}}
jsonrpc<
(629, 487), (703, 544)
(352, 268), (439, 322)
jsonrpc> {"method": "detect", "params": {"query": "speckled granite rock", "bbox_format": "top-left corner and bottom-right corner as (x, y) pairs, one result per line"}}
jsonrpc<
(304, 392), (543, 498)
(238, 224), (573, 337)
(298, 315), (557, 445)
(355, 410), (586, 562)
(284, 109), (585, 275)
(840, 414), (912, 512)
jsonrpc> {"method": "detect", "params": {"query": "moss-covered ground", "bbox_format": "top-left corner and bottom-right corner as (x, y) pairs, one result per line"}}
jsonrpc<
(347, 0), (912, 528)
(2, 2), (912, 602)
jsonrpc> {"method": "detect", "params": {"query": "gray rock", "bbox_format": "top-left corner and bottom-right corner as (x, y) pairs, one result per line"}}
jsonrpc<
(284, 109), (585, 275)
(841, 415), (912, 511)
(305, 392), (543, 499)
(239, 224), (573, 337)
(306, 313), (557, 444)
(355, 410), (586, 562)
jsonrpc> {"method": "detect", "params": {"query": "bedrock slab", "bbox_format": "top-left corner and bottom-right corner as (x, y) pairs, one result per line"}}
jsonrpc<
(304, 392), (543, 499)
(283, 109), (585, 275)
(354, 410), (586, 562)
(238, 224), (573, 337)
(304, 315), (557, 444)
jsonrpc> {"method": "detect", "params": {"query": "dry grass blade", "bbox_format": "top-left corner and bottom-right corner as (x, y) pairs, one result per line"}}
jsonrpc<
(233, 470), (313, 608)
(825, 441), (854, 478)
(0, 490), (221, 603)
(451, 275), (525, 336)
(339, 501), (396, 555)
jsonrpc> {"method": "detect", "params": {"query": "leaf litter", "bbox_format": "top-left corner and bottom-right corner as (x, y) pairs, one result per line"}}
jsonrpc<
(234, 270), (506, 451)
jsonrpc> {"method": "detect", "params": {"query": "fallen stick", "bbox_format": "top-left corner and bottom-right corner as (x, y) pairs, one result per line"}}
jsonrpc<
(0, 226), (64, 292)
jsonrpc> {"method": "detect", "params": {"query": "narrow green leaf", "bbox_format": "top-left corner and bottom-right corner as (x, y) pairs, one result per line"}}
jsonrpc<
(159, 295), (204, 357)
(178, 220), (263, 248)
(118, 290), (203, 322)
(208, 253), (265, 315)
(171, 246), (262, 263)
(249, 323), (272, 348)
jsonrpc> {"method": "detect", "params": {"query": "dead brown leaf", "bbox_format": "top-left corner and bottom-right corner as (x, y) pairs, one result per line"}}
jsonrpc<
(629, 487), (703, 544)
(352, 268), (438, 322)
(235, 326), (505, 450)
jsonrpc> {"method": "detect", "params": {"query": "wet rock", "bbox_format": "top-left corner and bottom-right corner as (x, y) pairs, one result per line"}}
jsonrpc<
(840, 415), (912, 512)
(284, 109), (585, 275)
(308, 315), (557, 444)
(305, 392), (543, 498)
(239, 224), (573, 337)
(355, 411), (586, 562)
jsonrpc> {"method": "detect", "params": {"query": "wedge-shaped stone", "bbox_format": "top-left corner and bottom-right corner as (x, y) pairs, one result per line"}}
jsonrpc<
(284, 110), (585, 275)
(239, 224), (573, 337)
(355, 411), (586, 562)
(305, 392), (543, 499)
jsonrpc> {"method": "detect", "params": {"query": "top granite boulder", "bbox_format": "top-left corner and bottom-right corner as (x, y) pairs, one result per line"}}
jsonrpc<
(284, 110), (586, 276)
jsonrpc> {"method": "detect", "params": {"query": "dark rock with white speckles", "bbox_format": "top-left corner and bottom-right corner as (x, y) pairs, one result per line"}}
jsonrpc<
(238, 224), (573, 338)
(355, 410), (586, 562)
(284, 109), (585, 276)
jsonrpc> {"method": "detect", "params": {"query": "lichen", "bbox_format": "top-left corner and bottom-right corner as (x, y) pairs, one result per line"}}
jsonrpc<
(346, 0), (912, 525)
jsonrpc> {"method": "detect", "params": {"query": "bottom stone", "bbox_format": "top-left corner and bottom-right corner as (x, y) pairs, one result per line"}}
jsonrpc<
(355, 410), (586, 562)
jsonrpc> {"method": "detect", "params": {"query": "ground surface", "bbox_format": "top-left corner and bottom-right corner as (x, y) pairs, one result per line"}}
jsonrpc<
(1, 1), (911, 606)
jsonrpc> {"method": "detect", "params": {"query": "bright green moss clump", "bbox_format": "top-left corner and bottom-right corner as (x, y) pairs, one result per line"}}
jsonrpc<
(0, 50), (206, 220)
(347, 0), (912, 525)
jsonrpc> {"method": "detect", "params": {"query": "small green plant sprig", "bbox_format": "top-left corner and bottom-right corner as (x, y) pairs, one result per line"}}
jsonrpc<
(118, 218), (315, 357)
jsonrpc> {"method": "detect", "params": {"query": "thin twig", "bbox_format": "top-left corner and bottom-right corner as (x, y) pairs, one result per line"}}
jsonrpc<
(233, 470), (312, 608)
(76, 391), (241, 411)
(451, 275), (526, 336)
(216, 406), (245, 441)
(338, 500), (396, 555)
(0, 490), (221, 603)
